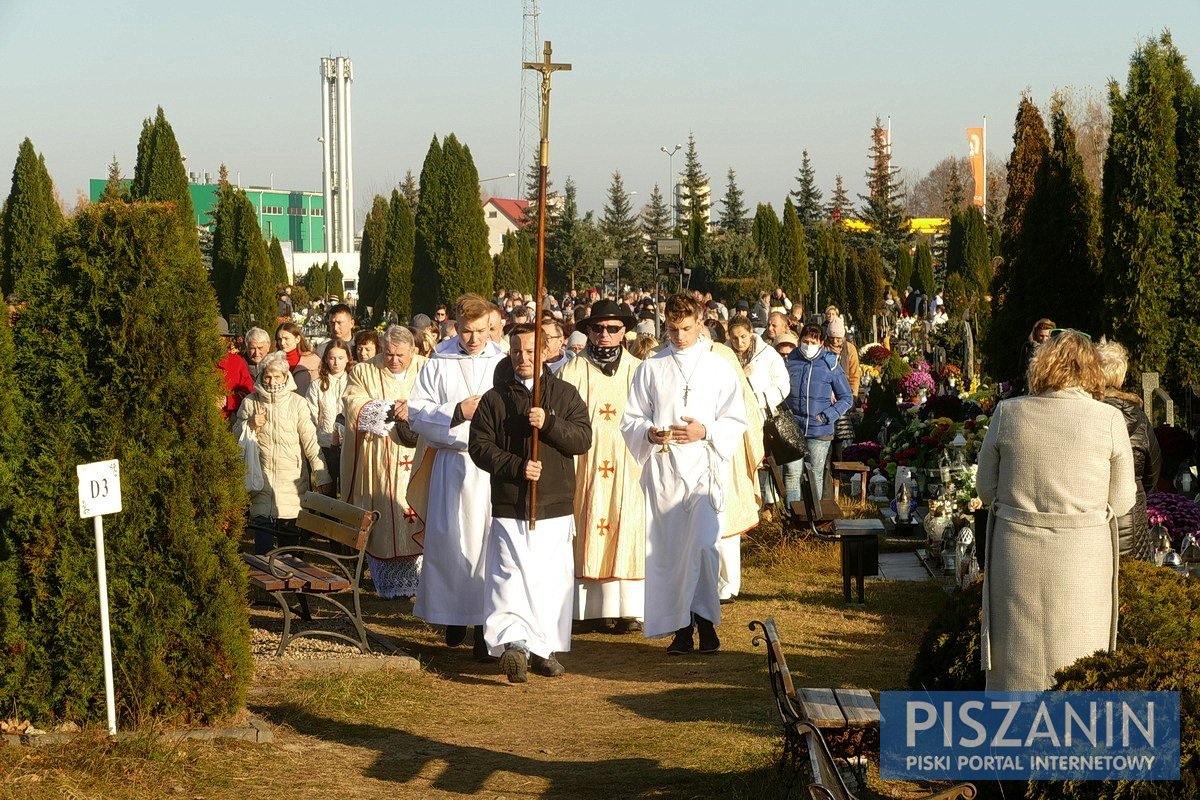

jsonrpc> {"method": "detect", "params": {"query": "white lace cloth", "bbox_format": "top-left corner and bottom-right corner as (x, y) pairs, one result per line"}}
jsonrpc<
(366, 554), (421, 599)
(357, 399), (395, 438)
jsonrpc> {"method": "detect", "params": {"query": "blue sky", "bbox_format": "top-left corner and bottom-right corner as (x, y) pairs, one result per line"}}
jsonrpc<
(2, 1), (1198, 220)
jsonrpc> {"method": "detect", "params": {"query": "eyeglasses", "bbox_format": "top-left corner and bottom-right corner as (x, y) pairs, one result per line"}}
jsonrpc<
(590, 324), (624, 334)
(1049, 328), (1092, 341)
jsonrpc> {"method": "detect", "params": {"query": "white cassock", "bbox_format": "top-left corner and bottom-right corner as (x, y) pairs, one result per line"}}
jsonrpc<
(620, 341), (748, 638)
(407, 337), (507, 627)
(484, 516), (576, 658)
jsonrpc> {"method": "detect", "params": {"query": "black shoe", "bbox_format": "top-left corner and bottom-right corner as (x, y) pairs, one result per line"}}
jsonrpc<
(473, 625), (497, 662)
(444, 625), (467, 647)
(499, 648), (528, 683)
(530, 653), (566, 677)
(696, 616), (720, 654)
(666, 625), (695, 655)
(612, 618), (643, 634)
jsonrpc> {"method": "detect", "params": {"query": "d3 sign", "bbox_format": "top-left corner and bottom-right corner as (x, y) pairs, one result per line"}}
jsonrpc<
(77, 459), (122, 519)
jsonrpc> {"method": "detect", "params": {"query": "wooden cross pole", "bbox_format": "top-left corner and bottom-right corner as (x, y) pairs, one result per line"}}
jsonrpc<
(522, 41), (570, 529)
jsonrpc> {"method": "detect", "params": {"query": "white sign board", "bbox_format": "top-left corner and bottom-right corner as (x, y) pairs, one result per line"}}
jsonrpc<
(77, 459), (122, 519)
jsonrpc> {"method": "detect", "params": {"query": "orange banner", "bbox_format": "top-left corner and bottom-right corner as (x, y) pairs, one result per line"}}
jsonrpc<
(967, 127), (985, 207)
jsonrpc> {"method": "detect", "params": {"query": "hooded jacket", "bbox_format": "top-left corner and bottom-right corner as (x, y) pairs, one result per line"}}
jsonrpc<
(784, 348), (853, 440)
(468, 358), (593, 521)
(234, 370), (330, 519)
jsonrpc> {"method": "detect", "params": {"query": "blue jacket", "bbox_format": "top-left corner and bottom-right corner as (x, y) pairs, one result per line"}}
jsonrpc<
(785, 349), (853, 439)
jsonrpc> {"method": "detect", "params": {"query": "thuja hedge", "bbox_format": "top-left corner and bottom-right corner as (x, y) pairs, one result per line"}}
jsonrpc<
(908, 559), (1200, 691)
(0, 201), (250, 725)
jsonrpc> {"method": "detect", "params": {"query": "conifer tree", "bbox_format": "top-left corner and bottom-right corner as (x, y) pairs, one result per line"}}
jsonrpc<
(679, 133), (710, 223)
(130, 107), (196, 235)
(267, 236), (289, 286)
(414, 134), (492, 309)
(382, 189), (416, 321)
(328, 261), (344, 299)
(523, 148), (556, 243)
(235, 196), (276, 325)
(752, 203), (781, 278)
(1, 139), (64, 299)
(400, 169), (420, 209)
(825, 174), (854, 223)
(100, 155), (126, 203)
(641, 183), (672, 244)
(718, 167), (748, 233)
(844, 246), (863, 330)
(895, 246), (914, 292)
(548, 177), (582, 290)
(1, 200), (249, 724)
(778, 199), (810, 304)
(683, 210), (709, 278)
(412, 136), (445, 313)
(1104, 31), (1200, 383)
(857, 118), (910, 271)
(209, 175), (240, 315)
(812, 224), (849, 310)
(357, 195), (390, 313)
(943, 159), (966, 214)
(601, 170), (646, 285)
(791, 150), (824, 225)
(495, 231), (536, 296)
(913, 242), (935, 295)
(302, 264), (328, 299)
(0, 289), (27, 707)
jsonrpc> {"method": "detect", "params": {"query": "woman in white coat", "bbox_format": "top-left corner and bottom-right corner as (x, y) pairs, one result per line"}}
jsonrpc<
(728, 317), (789, 511)
(976, 330), (1135, 691)
(236, 351), (332, 553)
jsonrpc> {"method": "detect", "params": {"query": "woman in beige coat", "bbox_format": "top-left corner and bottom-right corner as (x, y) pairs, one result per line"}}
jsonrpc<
(976, 330), (1135, 691)
(235, 352), (332, 553)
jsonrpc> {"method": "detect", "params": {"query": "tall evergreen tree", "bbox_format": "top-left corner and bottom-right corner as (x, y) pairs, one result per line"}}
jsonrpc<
(718, 168), (748, 233)
(412, 136), (444, 314)
(0, 139), (64, 299)
(301, 264), (328, 299)
(825, 174), (854, 223)
(100, 155), (126, 203)
(130, 107), (195, 234)
(912, 242), (935, 295)
(986, 94), (1052, 378)
(267, 236), (289, 286)
(328, 261), (345, 299)
(894, 246), (914, 292)
(495, 230), (536, 296)
(382, 189), (416, 322)
(857, 118), (910, 271)
(548, 177), (582, 290)
(752, 203), (781, 278)
(943, 158), (966, 214)
(600, 170), (647, 288)
(357, 194), (390, 313)
(1, 200), (249, 724)
(235, 195), (276, 325)
(1104, 31), (1200, 384)
(400, 169), (420, 209)
(791, 150), (824, 225)
(778, 199), (810, 304)
(641, 183), (672, 244)
(679, 133), (710, 223)
(812, 224), (849, 311)
(414, 134), (492, 309)
(209, 177), (243, 316)
(523, 148), (556, 244)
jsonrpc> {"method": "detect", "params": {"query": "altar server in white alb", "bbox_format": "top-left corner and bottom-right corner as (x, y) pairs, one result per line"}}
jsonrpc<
(469, 324), (593, 683)
(407, 294), (508, 660)
(620, 293), (748, 655)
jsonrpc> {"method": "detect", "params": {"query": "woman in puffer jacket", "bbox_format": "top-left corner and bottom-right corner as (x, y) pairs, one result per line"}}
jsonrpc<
(236, 351), (332, 553)
(1096, 341), (1160, 560)
(784, 323), (853, 506)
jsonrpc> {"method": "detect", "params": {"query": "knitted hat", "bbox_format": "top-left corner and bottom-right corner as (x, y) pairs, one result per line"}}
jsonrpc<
(566, 331), (587, 348)
(825, 317), (846, 338)
(411, 313), (433, 331)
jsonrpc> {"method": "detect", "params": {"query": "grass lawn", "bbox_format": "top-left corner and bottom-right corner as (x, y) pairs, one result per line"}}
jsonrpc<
(0, 520), (958, 800)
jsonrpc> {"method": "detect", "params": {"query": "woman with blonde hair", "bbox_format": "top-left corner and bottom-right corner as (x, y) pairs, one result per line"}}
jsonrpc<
(274, 321), (320, 395)
(977, 330), (1135, 690)
(307, 340), (353, 496)
(1096, 341), (1160, 560)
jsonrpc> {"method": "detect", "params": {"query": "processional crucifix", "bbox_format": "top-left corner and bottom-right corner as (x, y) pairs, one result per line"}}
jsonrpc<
(523, 41), (570, 528)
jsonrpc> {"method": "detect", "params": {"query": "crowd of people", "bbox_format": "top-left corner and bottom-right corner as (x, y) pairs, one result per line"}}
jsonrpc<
(216, 285), (862, 683)
(218, 283), (1160, 694)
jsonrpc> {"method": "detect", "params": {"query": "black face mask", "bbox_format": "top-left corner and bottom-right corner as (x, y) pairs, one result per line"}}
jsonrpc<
(586, 341), (623, 376)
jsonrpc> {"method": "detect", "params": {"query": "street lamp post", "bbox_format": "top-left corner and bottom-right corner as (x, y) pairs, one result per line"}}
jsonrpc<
(479, 172), (518, 199)
(660, 144), (682, 229)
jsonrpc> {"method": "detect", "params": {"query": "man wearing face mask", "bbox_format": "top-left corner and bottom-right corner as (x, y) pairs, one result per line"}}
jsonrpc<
(783, 323), (853, 507)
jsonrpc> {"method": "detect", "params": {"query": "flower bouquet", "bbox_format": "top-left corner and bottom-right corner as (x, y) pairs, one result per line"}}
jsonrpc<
(842, 441), (883, 466)
(899, 369), (935, 399)
(1146, 492), (1200, 549)
(861, 344), (892, 366)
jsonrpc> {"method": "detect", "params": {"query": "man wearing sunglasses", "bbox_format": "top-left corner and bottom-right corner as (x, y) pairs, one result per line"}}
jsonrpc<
(559, 300), (647, 633)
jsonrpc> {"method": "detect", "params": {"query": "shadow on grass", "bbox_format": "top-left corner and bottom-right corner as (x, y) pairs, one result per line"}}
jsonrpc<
(254, 702), (786, 799)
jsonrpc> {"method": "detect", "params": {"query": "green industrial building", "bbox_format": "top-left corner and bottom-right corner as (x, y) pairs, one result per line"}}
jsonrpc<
(87, 179), (326, 252)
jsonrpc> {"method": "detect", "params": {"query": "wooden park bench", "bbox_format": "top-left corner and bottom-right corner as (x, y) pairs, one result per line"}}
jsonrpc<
(241, 492), (379, 657)
(750, 617), (976, 800)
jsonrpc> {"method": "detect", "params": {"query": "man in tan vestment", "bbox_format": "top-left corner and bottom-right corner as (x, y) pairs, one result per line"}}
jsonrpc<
(558, 300), (645, 631)
(341, 325), (428, 599)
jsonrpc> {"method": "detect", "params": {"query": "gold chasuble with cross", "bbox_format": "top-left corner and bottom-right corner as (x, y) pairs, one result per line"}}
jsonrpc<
(340, 353), (428, 561)
(559, 350), (646, 619)
(708, 342), (765, 537)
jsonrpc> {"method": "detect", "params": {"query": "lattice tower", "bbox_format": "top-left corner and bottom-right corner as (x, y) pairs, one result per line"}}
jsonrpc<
(517, 0), (540, 199)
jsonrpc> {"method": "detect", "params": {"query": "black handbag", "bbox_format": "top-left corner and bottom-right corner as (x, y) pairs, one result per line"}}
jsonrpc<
(763, 404), (809, 464)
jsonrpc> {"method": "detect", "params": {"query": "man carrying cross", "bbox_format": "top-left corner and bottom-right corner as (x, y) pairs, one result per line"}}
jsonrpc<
(620, 294), (748, 654)
(558, 299), (646, 631)
(469, 324), (592, 682)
